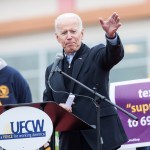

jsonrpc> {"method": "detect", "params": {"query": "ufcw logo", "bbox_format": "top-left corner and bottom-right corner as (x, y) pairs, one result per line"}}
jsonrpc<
(0, 119), (46, 140)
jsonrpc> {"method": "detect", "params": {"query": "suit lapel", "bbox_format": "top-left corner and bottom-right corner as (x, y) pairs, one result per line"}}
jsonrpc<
(52, 44), (90, 93)
(70, 47), (90, 92)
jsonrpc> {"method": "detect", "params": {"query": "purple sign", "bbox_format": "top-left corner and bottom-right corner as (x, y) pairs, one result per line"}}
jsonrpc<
(110, 79), (150, 148)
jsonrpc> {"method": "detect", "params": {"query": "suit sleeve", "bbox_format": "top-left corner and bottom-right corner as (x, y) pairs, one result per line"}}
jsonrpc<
(94, 34), (124, 71)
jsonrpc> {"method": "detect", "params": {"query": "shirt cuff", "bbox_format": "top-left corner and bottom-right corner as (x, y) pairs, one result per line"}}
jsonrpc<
(106, 34), (118, 45)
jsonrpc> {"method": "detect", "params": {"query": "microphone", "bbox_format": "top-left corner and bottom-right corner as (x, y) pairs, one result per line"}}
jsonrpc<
(49, 53), (63, 79)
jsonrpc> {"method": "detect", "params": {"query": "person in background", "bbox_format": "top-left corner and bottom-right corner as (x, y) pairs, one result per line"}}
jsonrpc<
(0, 58), (32, 105)
(0, 58), (32, 150)
(43, 12), (128, 150)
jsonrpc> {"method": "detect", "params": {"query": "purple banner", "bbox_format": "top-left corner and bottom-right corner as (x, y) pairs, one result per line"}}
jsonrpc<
(110, 79), (150, 147)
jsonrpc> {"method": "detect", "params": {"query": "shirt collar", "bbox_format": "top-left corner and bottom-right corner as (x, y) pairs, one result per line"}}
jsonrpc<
(65, 52), (76, 64)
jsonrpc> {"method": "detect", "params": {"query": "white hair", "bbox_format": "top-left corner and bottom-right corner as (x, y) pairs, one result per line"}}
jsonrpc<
(55, 13), (83, 33)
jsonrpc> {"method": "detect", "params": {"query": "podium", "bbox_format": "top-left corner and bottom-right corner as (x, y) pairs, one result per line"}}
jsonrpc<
(0, 101), (94, 150)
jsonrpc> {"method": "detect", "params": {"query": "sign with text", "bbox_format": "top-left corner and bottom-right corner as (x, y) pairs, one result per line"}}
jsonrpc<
(0, 106), (53, 150)
(110, 78), (150, 149)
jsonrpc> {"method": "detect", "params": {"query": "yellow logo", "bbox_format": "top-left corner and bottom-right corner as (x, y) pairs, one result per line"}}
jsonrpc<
(0, 85), (9, 98)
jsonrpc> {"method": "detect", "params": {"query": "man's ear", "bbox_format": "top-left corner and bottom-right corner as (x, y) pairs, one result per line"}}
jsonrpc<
(55, 33), (60, 43)
(81, 28), (84, 40)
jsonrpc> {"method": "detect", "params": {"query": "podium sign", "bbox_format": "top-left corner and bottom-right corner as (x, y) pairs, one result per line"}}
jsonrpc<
(0, 102), (94, 150)
(0, 106), (53, 150)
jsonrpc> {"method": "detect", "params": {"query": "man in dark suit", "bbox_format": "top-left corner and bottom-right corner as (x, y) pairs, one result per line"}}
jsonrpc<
(43, 12), (128, 150)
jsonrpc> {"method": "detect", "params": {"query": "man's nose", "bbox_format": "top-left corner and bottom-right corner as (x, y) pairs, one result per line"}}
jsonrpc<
(66, 32), (72, 39)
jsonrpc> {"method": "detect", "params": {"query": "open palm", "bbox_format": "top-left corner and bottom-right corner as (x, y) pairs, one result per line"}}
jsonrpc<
(99, 12), (121, 38)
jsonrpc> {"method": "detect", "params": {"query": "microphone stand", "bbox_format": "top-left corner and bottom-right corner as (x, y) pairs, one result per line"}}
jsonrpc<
(56, 67), (138, 150)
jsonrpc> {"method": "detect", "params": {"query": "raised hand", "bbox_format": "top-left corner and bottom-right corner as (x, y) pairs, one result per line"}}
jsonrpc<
(99, 12), (122, 38)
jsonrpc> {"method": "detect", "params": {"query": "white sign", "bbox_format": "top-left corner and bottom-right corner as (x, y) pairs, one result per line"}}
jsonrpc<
(0, 106), (53, 150)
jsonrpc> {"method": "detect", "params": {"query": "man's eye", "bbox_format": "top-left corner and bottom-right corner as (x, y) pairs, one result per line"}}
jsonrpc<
(71, 31), (76, 34)
(61, 31), (67, 35)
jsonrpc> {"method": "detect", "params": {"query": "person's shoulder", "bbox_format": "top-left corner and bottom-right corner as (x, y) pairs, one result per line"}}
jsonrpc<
(91, 43), (105, 50)
(6, 66), (20, 74)
(46, 63), (53, 71)
(6, 66), (25, 79)
(83, 43), (105, 56)
(88, 44), (106, 55)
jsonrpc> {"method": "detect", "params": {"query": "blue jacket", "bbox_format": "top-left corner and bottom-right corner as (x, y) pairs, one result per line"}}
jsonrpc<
(0, 66), (32, 104)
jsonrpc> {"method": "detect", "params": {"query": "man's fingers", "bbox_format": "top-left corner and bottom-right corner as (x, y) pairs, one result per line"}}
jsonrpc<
(99, 17), (104, 26)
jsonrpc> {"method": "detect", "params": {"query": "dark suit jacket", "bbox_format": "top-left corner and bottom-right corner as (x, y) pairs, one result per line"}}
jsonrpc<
(43, 35), (128, 150)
